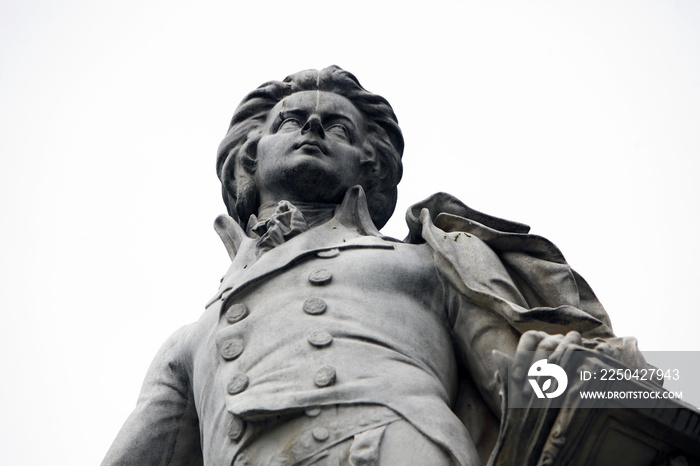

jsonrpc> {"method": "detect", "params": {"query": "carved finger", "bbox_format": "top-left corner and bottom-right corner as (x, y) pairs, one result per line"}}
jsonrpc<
(513, 331), (548, 380)
(550, 330), (583, 363)
(537, 334), (563, 352)
(594, 342), (612, 355)
(516, 330), (548, 352)
(565, 330), (582, 344)
(513, 330), (549, 380)
(534, 334), (563, 364)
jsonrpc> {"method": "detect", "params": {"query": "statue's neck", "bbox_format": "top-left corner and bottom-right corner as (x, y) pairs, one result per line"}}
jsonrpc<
(256, 200), (337, 228)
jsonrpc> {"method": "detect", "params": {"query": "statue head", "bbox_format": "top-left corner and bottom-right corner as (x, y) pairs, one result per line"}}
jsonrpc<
(216, 66), (404, 230)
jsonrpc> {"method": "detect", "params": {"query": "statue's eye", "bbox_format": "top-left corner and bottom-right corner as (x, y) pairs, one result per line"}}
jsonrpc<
(326, 124), (349, 141)
(278, 118), (301, 132)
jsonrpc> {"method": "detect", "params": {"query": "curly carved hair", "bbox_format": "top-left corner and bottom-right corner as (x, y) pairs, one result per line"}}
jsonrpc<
(216, 66), (404, 230)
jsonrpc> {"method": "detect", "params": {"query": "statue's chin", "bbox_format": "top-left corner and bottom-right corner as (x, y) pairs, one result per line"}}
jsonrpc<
(258, 160), (352, 205)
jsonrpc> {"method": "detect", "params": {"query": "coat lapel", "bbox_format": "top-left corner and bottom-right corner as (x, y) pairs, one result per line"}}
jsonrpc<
(206, 187), (396, 310)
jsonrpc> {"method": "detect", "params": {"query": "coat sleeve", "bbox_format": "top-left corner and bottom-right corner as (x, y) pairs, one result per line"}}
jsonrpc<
(406, 194), (645, 414)
(102, 324), (203, 466)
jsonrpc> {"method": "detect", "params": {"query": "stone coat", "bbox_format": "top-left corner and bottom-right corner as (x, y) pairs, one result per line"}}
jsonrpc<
(103, 187), (634, 466)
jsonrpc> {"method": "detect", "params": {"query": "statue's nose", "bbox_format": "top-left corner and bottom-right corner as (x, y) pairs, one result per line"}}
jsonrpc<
(301, 115), (325, 138)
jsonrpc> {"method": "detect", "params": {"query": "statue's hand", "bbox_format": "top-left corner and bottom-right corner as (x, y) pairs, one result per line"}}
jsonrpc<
(512, 330), (614, 378)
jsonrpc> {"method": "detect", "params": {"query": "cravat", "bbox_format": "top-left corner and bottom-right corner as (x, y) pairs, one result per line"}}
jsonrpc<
(249, 201), (310, 257)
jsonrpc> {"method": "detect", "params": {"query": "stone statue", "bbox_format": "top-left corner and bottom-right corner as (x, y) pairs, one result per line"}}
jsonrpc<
(103, 66), (651, 465)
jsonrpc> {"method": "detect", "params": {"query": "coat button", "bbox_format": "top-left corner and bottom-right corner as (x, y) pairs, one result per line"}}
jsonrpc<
(314, 366), (336, 387)
(307, 331), (333, 348)
(312, 427), (330, 442)
(305, 407), (322, 417)
(308, 269), (332, 286)
(226, 304), (249, 324)
(303, 297), (327, 315)
(228, 414), (246, 441)
(227, 374), (249, 395)
(221, 339), (244, 360)
(316, 248), (340, 259)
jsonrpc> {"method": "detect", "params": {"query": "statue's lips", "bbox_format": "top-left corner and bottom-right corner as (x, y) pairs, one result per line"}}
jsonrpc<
(294, 140), (326, 154)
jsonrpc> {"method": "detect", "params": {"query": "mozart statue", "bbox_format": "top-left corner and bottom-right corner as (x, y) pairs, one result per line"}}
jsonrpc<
(103, 66), (646, 465)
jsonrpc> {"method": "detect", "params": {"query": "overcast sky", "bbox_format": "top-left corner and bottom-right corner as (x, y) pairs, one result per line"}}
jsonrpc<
(1, 1), (699, 464)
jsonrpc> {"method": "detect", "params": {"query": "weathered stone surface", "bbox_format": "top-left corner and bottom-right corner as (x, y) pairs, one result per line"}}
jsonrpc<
(103, 66), (699, 466)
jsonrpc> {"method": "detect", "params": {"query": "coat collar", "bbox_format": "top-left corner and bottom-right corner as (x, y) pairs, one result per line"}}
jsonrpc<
(207, 186), (396, 308)
(214, 185), (384, 260)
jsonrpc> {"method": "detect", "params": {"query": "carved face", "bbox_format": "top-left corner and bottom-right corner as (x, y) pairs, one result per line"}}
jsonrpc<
(253, 91), (369, 205)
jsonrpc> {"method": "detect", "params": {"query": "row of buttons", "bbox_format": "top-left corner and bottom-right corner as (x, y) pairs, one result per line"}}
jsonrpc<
(304, 250), (338, 393)
(224, 364), (342, 394)
(222, 248), (341, 442)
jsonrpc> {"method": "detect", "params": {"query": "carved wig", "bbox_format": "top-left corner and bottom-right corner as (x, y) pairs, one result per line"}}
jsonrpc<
(216, 65), (404, 230)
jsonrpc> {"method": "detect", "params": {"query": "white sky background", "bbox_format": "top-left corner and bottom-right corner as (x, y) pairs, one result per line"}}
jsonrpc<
(1, 0), (699, 464)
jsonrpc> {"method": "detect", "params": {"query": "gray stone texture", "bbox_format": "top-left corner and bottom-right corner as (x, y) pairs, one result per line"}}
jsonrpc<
(103, 67), (698, 466)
